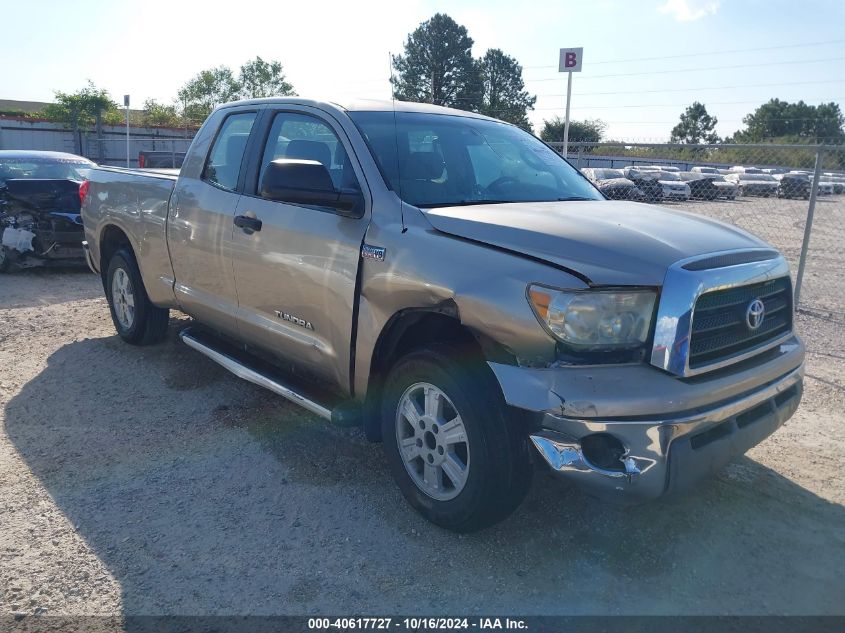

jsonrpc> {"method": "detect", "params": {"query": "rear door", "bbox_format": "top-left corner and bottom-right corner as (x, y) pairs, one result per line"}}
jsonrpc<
(230, 107), (370, 393)
(167, 109), (259, 336)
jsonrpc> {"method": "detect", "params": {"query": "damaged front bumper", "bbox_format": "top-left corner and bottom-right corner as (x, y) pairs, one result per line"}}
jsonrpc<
(489, 336), (804, 502)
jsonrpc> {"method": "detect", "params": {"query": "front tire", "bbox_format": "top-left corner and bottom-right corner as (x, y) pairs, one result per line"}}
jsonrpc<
(105, 248), (169, 345)
(381, 346), (532, 532)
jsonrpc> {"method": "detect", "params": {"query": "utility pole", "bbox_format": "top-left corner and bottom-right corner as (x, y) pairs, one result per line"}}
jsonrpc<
(124, 95), (130, 167)
(562, 71), (573, 157)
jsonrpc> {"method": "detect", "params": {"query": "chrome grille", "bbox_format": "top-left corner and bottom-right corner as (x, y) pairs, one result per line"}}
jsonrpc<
(689, 277), (792, 369)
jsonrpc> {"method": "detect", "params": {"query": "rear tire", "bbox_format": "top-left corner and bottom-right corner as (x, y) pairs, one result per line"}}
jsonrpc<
(381, 345), (532, 532)
(105, 248), (169, 345)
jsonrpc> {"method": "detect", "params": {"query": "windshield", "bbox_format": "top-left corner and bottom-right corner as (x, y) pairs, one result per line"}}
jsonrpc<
(348, 111), (602, 207)
(0, 157), (93, 187)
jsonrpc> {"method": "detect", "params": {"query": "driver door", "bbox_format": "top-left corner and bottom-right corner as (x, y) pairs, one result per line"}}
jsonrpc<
(230, 108), (370, 393)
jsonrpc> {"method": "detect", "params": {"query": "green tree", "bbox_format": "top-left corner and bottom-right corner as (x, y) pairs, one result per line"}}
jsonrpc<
(540, 117), (606, 143)
(42, 93), (88, 134)
(143, 99), (181, 127)
(238, 56), (295, 99)
(42, 81), (118, 156)
(42, 81), (117, 129)
(477, 49), (536, 130)
(670, 101), (719, 144)
(391, 13), (480, 109)
(731, 99), (845, 143)
(176, 66), (241, 121)
(812, 102), (845, 142)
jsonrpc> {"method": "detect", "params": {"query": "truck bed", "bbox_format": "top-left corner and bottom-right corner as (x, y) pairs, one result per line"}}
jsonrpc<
(80, 166), (179, 306)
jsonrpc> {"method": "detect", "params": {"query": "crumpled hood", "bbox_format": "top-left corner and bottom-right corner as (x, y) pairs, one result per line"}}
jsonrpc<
(422, 200), (768, 285)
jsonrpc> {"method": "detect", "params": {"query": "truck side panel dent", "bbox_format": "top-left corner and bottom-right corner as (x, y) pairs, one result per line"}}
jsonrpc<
(359, 306), (473, 441)
(354, 205), (587, 403)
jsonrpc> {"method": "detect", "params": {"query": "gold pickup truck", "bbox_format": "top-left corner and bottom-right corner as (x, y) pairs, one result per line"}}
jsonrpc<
(80, 98), (804, 532)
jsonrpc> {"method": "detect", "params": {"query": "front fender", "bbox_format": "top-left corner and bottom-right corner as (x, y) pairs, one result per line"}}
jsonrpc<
(352, 207), (585, 402)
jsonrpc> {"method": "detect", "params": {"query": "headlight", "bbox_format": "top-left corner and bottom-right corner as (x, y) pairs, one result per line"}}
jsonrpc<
(528, 285), (657, 349)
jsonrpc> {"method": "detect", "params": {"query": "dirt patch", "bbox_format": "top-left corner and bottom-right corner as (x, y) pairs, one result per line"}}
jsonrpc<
(1, 269), (844, 617)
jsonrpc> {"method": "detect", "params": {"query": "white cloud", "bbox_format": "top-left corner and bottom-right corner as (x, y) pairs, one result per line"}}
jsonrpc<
(658, 0), (721, 21)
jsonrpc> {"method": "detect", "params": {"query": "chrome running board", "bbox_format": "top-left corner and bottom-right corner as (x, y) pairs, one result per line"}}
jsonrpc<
(180, 329), (332, 421)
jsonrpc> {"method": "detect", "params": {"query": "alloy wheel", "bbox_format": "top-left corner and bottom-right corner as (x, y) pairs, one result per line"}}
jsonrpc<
(395, 382), (470, 501)
(111, 267), (136, 330)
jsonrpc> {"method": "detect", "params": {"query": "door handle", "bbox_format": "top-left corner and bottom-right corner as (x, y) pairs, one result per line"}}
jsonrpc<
(234, 214), (262, 232)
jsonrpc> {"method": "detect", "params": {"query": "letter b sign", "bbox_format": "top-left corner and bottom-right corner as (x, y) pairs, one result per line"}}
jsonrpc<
(558, 47), (583, 73)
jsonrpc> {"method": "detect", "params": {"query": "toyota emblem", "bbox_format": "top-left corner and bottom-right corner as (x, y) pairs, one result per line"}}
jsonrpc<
(746, 298), (766, 330)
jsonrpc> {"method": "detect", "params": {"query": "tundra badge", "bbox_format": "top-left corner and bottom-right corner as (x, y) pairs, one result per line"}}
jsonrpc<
(274, 310), (314, 330)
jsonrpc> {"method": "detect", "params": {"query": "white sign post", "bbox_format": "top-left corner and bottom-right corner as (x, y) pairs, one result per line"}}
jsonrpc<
(124, 95), (131, 167)
(558, 47), (583, 158)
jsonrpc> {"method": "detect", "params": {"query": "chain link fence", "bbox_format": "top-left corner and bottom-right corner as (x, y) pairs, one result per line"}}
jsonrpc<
(548, 141), (845, 322)
(78, 134), (845, 321)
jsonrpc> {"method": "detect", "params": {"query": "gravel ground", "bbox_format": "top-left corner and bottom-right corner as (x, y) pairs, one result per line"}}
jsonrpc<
(1, 257), (844, 616)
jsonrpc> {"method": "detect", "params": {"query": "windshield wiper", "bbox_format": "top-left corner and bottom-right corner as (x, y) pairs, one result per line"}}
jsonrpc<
(420, 199), (516, 208)
(420, 197), (597, 208)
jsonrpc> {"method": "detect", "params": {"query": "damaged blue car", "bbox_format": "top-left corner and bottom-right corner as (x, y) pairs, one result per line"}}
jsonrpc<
(0, 150), (95, 272)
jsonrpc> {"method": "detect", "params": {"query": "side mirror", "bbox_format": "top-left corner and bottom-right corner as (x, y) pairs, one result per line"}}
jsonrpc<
(259, 159), (362, 216)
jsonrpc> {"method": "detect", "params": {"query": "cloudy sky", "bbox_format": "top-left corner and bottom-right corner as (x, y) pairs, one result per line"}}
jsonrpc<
(2, 0), (843, 139)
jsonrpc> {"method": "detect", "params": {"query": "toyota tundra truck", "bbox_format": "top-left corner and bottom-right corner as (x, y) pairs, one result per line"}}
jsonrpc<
(80, 98), (804, 532)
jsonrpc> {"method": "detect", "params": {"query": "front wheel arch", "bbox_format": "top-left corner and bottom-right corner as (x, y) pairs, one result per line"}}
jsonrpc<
(363, 307), (513, 442)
